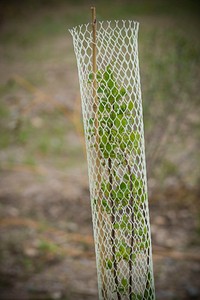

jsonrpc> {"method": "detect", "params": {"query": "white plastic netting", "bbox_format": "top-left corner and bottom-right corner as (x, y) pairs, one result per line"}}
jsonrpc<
(69, 20), (155, 300)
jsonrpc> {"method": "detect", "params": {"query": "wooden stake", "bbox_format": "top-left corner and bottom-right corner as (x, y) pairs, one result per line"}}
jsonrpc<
(91, 6), (100, 187)
(91, 7), (97, 94)
(91, 8), (100, 172)
(91, 6), (107, 298)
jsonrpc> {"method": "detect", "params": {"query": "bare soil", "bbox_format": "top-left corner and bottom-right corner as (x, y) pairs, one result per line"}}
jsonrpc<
(0, 167), (199, 300)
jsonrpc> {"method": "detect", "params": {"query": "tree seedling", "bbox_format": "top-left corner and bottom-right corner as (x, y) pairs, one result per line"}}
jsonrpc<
(88, 65), (153, 299)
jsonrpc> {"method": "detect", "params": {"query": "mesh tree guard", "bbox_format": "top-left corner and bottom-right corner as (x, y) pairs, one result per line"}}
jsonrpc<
(69, 17), (155, 300)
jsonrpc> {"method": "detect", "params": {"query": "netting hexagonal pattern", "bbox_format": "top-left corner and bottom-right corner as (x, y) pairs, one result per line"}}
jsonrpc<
(69, 20), (155, 300)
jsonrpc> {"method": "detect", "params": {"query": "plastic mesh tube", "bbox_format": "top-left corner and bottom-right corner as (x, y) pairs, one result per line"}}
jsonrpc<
(69, 20), (155, 300)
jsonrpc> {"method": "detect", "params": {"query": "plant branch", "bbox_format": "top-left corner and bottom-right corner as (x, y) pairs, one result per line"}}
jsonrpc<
(108, 157), (121, 300)
(125, 155), (134, 299)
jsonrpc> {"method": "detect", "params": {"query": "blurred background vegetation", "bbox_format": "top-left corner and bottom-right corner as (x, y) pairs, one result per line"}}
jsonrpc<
(0, 1), (200, 299)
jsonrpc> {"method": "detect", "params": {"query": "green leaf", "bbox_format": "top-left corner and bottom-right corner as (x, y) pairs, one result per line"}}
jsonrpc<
(121, 117), (127, 127)
(120, 182), (126, 191)
(120, 87), (126, 96)
(105, 103), (111, 112)
(121, 198), (128, 207)
(122, 133), (128, 143)
(145, 240), (150, 248)
(131, 294), (143, 300)
(99, 128), (103, 136)
(88, 73), (93, 80)
(110, 151), (116, 158)
(134, 181), (141, 191)
(111, 190), (117, 199)
(102, 199), (108, 207)
(120, 142), (126, 151)
(131, 253), (136, 262)
(130, 132), (136, 142)
(106, 259), (113, 269)
(117, 113), (123, 120)
(108, 95), (115, 104)
(139, 242), (145, 250)
(144, 226), (147, 234)
(141, 193), (146, 203)
(123, 173), (130, 181)
(106, 143), (112, 152)
(101, 182), (110, 197)
(118, 286), (125, 293)
(120, 103), (126, 112)
(99, 103), (104, 113)
(135, 132), (140, 142)
(138, 228), (143, 236)
(102, 199), (111, 214)
(106, 65), (113, 75)
(121, 278), (128, 288)
(117, 242), (130, 261)
(122, 214), (129, 223)
(136, 211), (143, 221)
(89, 118), (94, 126)
(107, 118), (113, 127)
(114, 222), (120, 229)
(103, 71), (110, 81)
(111, 128), (117, 136)
(123, 253), (129, 261)
(119, 126), (125, 134)
(120, 221), (126, 230)
(134, 204), (139, 213)
(114, 118), (120, 128)
(108, 79), (115, 89)
(120, 219), (131, 230)
(110, 111), (116, 120)
(128, 101), (134, 110)
(111, 87), (118, 97)
(113, 103), (119, 111)
(102, 134), (108, 144)
(97, 86), (104, 94)
(117, 190), (123, 199)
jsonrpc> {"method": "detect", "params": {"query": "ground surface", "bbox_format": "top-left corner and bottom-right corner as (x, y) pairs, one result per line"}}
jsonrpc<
(0, 1), (200, 300)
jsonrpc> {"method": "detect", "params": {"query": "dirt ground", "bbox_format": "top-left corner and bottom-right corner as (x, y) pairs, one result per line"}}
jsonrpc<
(0, 1), (200, 300)
(0, 167), (199, 300)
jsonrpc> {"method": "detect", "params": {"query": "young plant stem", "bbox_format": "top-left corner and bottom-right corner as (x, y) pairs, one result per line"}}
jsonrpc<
(108, 157), (121, 300)
(144, 227), (151, 295)
(125, 156), (134, 299)
(141, 191), (151, 295)
(108, 99), (121, 299)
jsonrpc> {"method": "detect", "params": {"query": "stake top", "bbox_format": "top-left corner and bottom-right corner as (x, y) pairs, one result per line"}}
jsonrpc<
(91, 6), (96, 25)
